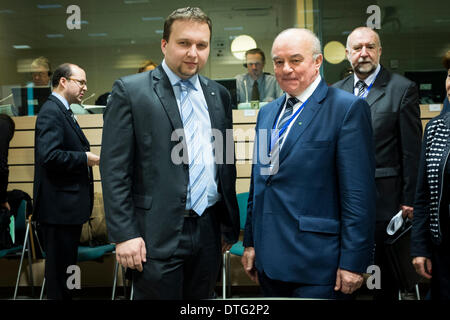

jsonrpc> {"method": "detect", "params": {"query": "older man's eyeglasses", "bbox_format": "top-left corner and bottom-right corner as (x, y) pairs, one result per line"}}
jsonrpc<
(69, 78), (87, 88)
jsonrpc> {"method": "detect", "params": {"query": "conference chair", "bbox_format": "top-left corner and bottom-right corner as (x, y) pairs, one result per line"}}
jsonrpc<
(112, 261), (135, 300)
(12, 200), (39, 299)
(0, 200), (24, 259)
(39, 243), (116, 299)
(222, 192), (249, 299)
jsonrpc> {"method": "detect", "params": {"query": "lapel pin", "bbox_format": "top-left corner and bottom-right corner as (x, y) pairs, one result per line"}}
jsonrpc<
(299, 122), (302, 125)
(211, 92), (215, 95)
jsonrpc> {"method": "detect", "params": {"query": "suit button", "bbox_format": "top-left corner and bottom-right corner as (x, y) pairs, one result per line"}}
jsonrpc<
(266, 180), (271, 186)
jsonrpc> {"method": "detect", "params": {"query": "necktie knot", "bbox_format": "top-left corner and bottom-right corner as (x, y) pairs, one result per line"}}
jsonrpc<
(286, 97), (299, 110)
(179, 80), (193, 91)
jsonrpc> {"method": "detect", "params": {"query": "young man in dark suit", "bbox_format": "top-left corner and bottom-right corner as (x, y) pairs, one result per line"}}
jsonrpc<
(333, 27), (422, 300)
(241, 28), (376, 299)
(100, 7), (239, 300)
(33, 63), (100, 300)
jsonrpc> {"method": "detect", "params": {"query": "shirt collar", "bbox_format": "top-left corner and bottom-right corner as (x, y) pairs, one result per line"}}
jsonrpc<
(353, 64), (381, 87)
(161, 59), (200, 91)
(51, 92), (70, 110)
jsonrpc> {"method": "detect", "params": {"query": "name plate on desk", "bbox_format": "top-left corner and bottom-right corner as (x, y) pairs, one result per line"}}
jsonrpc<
(429, 104), (442, 112)
(244, 110), (256, 117)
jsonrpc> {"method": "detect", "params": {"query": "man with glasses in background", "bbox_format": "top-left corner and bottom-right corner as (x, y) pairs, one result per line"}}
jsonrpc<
(236, 48), (283, 104)
(30, 56), (52, 87)
(33, 63), (100, 300)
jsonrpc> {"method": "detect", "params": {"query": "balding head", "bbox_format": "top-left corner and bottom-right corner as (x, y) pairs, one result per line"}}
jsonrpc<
(272, 28), (322, 60)
(346, 27), (382, 79)
(346, 27), (381, 50)
(271, 28), (323, 96)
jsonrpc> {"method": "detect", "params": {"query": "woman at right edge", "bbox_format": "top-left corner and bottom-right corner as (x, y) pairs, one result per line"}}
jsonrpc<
(411, 50), (450, 300)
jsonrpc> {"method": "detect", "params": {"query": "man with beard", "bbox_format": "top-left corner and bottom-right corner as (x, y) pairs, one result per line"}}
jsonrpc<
(333, 27), (422, 300)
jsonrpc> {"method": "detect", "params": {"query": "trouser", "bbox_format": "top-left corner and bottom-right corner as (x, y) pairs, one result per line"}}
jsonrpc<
(257, 270), (354, 300)
(430, 211), (450, 300)
(372, 220), (399, 300)
(132, 206), (222, 300)
(41, 223), (82, 300)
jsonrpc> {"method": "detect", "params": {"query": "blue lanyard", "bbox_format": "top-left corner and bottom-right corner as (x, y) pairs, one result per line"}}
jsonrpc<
(270, 97), (309, 152)
(359, 72), (378, 99)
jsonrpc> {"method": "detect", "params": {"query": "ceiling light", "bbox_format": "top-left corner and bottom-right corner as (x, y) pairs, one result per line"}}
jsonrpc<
(13, 45), (31, 49)
(155, 30), (163, 34)
(224, 27), (243, 31)
(141, 17), (163, 21)
(88, 33), (108, 37)
(231, 35), (257, 60)
(0, 9), (14, 14)
(46, 34), (64, 38)
(37, 4), (62, 9)
(124, 0), (149, 4)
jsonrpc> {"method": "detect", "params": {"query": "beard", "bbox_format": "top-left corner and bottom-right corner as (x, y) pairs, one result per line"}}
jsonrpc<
(354, 59), (377, 75)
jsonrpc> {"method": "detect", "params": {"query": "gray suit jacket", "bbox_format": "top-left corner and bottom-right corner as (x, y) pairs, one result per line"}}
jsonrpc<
(333, 66), (422, 221)
(100, 66), (240, 259)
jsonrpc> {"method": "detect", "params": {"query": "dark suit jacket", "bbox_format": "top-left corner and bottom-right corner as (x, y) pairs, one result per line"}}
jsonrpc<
(33, 95), (93, 225)
(0, 117), (13, 204)
(243, 80), (376, 285)
(440, 97), (449, 115)
(100, 66), (240, 260)
(333, 66), (422, 221)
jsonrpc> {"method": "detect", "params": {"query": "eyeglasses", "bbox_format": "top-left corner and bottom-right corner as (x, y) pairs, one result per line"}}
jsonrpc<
(68, 78), (87, 88)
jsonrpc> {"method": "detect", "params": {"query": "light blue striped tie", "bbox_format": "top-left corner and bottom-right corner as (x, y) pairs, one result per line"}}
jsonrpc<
(179, 80), (208, 216)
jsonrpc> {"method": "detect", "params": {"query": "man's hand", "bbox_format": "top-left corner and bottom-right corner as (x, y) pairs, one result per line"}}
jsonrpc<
(116, 237), (147, 272)
(241, 247), (259, 284)
(412, 257), (432, 279)
(221, 238), (232, 254)
(86, 152), (100, 167)
(401, 205), (414, 220)
(1, 202), (10, 211)
(334, 268), (364, 294)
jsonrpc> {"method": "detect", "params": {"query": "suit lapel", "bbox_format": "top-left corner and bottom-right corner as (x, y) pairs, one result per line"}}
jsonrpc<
(278, 80), (328, 163)
(365, 66), (388, 107)
(49, 95), (89, 148)
(341, 76), (354, 94)
(152, 66), (184, 139)
(265, 95), (286, 156)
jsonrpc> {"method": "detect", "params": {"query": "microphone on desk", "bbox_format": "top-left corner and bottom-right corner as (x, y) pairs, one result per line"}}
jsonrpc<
(0, 93), (13, 104)
(81, 93), (96, 105)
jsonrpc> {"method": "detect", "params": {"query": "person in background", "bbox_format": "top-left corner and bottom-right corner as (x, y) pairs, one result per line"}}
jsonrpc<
(33, 63), (100, 300)
(411, 50), (450, 300)
(31, 56), (52, 87)
(137, 59), (158, 73)
(440, 51), (450, 115)
(235, 48), (283, 104)
(0, 114), (15, 212)
(333, 27), (422, 300)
